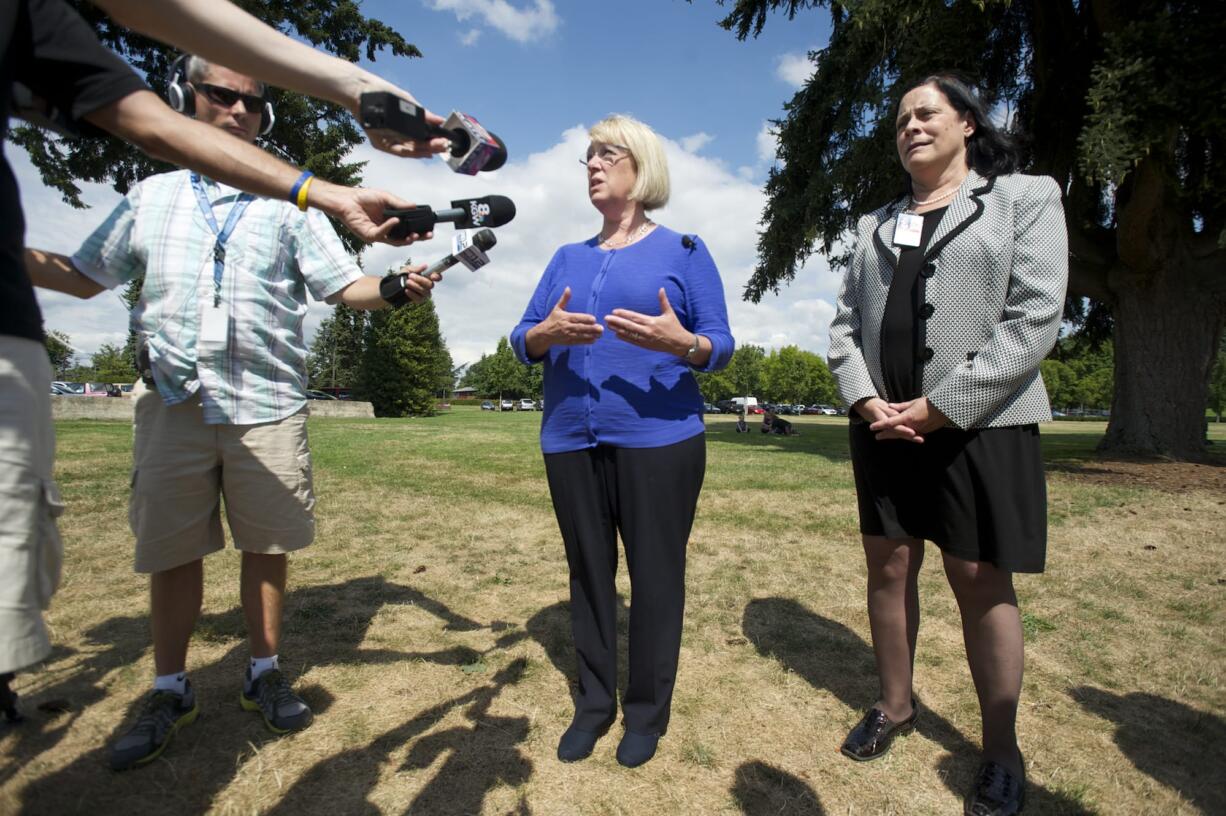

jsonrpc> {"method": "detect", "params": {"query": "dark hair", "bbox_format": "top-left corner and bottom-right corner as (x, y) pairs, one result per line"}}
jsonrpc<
(904, 73), (1021, 179)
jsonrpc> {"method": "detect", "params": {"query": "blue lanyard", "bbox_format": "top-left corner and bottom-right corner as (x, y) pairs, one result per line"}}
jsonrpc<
(190, 174), (253, 306)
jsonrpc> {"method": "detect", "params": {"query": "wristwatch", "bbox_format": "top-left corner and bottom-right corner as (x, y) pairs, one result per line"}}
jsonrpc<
(684, 333), (701, 360)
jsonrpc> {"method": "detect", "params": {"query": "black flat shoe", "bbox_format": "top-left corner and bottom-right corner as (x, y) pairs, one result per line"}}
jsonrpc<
(615, 729), (660, 768)
(839, 699), (917, 761)
(964, 756), (1026, 816)
(557, 718), (613, 763)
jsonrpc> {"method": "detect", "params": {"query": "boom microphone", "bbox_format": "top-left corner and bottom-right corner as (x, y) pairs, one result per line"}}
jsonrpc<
(385, 195), (516, 241)
(359, 92), (507, 174)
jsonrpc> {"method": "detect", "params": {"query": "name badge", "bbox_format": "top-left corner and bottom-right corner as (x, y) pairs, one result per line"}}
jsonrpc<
(199, 302), (229, 346)
(893, 212), (924, 247)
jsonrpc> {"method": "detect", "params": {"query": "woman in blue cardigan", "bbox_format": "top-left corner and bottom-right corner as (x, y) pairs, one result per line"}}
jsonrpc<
(511, 114), (733, 768)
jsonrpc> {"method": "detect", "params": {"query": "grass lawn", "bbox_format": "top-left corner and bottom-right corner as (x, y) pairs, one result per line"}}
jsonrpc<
(2, 411), (1224, 815)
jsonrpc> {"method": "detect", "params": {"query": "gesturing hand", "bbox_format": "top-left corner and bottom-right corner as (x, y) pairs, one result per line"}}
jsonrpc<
(605, 288), (693, 355)
(868, 397), (948, 443)
(541, 287), (604, 346)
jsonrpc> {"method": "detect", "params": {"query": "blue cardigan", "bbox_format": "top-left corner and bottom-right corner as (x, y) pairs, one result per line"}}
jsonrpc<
(511, 226), (734, 454)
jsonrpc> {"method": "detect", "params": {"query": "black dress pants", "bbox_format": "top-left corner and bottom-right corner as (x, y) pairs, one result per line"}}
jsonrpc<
(543, 432), (706, 735)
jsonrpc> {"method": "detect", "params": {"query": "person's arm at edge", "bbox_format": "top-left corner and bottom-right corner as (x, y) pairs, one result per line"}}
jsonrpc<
(513, 252), (564, 363)
(828, 218), (883, 415)
(680, 236), (732, 372)
(25, 249), (105, 299)
(83, 90), (422, 245)
(91, 0), (450, 157)
(326, 266), (441, 310)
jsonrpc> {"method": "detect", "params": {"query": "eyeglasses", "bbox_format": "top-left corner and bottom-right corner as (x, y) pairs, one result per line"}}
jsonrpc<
(580, 144), (631, 169)
(193, 82), (265, 114)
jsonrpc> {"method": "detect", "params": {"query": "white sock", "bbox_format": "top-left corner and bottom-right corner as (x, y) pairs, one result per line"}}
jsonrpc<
(154, 672), (186, 695)
(249, 654), (279, 683)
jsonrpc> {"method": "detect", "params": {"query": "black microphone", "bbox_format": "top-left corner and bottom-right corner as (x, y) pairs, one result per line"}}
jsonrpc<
(681, 235), (696, 250)
(423, 229), (497, 277)
(359, 92), (507, 174)
(379, 228), (497, 308)
(385, 195), (516, 241)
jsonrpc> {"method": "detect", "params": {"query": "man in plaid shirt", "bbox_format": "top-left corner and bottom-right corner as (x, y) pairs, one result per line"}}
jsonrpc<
(25, 56), (439, 770)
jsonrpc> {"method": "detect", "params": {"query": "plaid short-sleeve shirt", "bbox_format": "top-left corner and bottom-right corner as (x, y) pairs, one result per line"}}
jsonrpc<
(72, 170), (363, 425)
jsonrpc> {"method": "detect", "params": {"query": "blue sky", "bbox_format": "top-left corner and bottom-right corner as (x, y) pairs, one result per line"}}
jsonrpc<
(359, 1), (827, 170)
(21, 0), (841, 369)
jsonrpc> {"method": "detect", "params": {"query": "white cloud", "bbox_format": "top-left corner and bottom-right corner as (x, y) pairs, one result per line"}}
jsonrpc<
(776, 51), (812, 89)
(679, 132), (713, 154)
(756, 121), (779, 165)
(458, 28), (482, 46)
(423, 0), (559, 44)
(15, 123), (842, 370)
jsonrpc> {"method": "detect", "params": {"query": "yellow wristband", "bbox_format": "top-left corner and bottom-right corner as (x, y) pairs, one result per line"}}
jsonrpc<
(296, 176), (314, 211)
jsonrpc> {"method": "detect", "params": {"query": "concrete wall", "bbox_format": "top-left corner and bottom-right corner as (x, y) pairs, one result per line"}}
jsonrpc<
(51, 396), (375, 420)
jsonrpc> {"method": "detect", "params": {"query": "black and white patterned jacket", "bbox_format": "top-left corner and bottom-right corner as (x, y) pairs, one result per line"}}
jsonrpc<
(828, 170), (1068, 430)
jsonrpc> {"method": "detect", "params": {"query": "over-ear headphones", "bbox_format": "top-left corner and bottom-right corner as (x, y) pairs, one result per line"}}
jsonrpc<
(166, 54), (275, 137)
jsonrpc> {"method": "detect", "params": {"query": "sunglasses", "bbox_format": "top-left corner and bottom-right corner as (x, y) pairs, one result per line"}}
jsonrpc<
(194, 82), (265, 114)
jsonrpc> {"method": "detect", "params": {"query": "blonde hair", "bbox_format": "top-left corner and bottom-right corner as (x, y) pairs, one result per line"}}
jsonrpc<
(588, 114), (670, 210)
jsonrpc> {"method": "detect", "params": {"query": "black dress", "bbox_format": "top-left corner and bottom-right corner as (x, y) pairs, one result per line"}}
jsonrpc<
(849, 207), (1047, 573)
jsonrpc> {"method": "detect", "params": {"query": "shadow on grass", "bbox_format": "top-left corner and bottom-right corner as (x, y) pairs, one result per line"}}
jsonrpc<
(14, 576), (499, 815)
(525, 598), (630, 719)
(1, 621), (146, 791)
(1072, 686), (1226, 815)
(742, 598), (1094, 815)
(731, 760), (825, 815)
(267, 659), (531, 816)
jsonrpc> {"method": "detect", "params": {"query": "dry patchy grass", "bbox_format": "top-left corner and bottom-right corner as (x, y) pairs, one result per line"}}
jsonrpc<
(2, 413), (1223, 815)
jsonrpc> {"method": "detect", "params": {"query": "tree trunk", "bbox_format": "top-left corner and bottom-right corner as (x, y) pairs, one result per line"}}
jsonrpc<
(1100, 265), (1224, 458)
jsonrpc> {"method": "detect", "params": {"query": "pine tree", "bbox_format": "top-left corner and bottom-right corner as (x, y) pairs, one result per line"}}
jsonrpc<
(361, 300), (451, 417)
(702, 0), (1226, 457)
(307, 304), (367, 390)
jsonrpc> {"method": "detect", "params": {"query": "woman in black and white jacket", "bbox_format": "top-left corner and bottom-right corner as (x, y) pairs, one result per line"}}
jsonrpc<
(828, 73), (1067, 816)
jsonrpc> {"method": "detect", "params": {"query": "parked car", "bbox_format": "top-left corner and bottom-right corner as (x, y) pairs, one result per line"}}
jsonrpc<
(306, 389), (337, 400)
(516, 398), (537, 411)
(50, 383), (73, 395)
(315, 386), (352, 400)
(480, 400), (495, 411)
(746, 405), (764, 415)
(702, 402), (722, 414)
(500, 398), (515, 411)
(809, 404), (838, 416)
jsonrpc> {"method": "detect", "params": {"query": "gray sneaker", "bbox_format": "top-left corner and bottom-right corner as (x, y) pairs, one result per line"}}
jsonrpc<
(109, 681), (199, 770)
(240, 668), (312, 734)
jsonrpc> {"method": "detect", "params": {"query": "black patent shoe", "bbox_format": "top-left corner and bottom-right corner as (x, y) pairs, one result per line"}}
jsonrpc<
(839, 698), (917, 761)
(964, 756), (1026, 816)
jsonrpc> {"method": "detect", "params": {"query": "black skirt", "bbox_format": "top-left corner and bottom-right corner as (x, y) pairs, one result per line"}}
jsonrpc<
(849, 420), (1047, 573)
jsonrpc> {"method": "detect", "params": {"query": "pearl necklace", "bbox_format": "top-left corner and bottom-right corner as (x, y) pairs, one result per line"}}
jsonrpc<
(908, 184), (960, 211)
(599, 220), (653, 248)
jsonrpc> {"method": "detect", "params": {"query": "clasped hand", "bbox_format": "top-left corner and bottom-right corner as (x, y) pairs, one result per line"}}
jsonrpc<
(859, 397), (948, 443)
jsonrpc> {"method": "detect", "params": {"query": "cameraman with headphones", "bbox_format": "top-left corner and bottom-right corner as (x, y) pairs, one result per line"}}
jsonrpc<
(25, 53), (443, 770)
(2, 0), (455, 731)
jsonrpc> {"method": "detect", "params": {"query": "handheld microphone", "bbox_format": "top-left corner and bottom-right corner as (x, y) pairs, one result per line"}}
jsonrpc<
(385, 195), (516, 241)
(379, 229), (497, 308)
(424, 229), (497, 277)
(359, 92), (507, 174)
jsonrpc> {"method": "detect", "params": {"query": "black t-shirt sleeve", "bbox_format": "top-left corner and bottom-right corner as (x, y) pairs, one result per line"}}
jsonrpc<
(16, 0), (148, 127)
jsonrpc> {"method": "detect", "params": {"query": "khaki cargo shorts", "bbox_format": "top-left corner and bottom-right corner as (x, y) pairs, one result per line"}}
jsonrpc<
(130, 386), (315, 574)
(0, 337), (64, 675)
